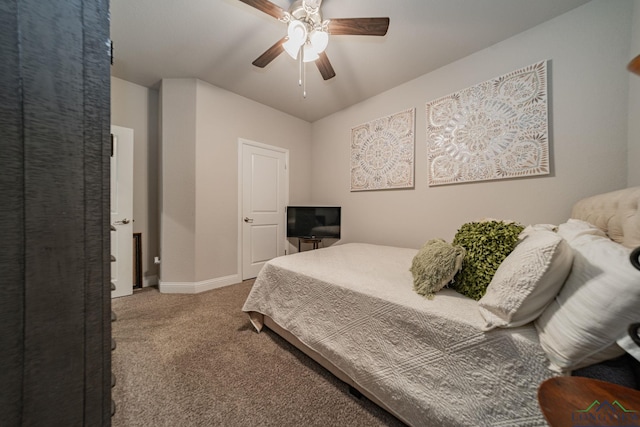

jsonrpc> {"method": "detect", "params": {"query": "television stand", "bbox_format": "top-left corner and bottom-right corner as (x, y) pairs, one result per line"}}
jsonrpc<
(298, 237), (322, 252)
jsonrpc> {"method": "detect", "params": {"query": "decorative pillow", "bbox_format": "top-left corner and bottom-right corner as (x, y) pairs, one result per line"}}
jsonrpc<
(534, 233), (640, 372)
(451, 220), (524, 300)
(477, 227), (573, 331)
(557, 218), (607, 242)
(410, 239), (466, 300)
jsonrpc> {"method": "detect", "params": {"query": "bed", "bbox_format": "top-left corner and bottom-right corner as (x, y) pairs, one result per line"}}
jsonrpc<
(242, 187), (640, 427)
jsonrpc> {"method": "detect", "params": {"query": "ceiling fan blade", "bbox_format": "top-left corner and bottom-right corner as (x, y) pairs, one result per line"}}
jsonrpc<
(315, 52), (336, 80)
(328, 17), (390, 36)
(238, 0), (286, 20)
(252, 37), (287, 68)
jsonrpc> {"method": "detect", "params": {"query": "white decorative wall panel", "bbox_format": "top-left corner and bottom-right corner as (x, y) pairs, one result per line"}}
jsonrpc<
(351, 108), (415, 191)
(426, 61), (549, 186)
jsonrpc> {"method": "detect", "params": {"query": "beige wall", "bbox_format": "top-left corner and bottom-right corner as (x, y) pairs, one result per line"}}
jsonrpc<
(110, 76), (159, 286)
(160, 78), (312, 285)
(311, 0), (633, 249)
(158, 79), (198, 283)
(194, 79), (312, 282)
(629, 0), (640, 186)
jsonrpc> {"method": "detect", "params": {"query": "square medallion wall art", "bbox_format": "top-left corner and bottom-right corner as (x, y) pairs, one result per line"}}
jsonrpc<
(426, 61), (549, 186)
(351, 108), (415, 191)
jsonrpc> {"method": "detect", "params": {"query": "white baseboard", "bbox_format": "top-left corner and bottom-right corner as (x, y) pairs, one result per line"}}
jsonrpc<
(158, 273), (242, 294)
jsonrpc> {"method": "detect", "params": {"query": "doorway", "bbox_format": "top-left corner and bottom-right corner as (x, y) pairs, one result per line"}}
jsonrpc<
(238, 139), (289, 280)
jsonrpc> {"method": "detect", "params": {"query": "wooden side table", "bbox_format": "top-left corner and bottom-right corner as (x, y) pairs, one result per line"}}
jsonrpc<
(538, 376), (640, 427)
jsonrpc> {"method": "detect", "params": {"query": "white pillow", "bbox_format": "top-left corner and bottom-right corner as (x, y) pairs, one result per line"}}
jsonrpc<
(557, 218), (607, 242)
(534, 233), (640, 372)
(478, 227), (573, 331)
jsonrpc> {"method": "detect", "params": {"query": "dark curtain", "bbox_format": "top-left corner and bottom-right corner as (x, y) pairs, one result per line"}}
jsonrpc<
(0, 0), (112, 424)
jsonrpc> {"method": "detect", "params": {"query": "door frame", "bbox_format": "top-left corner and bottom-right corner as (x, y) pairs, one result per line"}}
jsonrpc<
(237, 138), (289, 280)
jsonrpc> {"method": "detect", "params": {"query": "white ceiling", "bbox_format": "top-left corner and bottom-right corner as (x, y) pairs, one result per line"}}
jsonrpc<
(110, 0), (590, 122)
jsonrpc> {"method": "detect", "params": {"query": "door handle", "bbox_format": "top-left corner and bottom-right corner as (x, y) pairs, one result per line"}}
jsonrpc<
(244, 217), (254, 223)
(113, 218), (131, 225)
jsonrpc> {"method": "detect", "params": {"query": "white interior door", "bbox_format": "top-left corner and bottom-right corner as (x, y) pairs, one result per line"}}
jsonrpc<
(241, 140), (288, 280)
(110, 125), (134, 298)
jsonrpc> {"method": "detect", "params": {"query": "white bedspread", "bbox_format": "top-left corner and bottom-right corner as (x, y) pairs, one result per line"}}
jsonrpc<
(242, 243), (555, 427)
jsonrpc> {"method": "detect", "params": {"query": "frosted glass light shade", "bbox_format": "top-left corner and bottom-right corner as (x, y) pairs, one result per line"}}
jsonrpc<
(283, 38), (300, 59)
(287, 20), (307, 45)
(309, 30), (328, 53)
(302, 43), (319, 62)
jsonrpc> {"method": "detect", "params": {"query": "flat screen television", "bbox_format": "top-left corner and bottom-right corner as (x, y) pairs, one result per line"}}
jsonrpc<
(286, 206), (341, 239)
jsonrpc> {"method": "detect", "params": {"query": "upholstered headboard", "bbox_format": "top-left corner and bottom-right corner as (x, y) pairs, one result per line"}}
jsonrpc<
(571, 186), (640, 249)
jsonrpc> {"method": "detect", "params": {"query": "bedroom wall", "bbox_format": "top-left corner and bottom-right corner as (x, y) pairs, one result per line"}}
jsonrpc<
(193, 79), (313, 283)
(111, 76), (160, 286)
(310, 0), (633, 249)
(158, 79), (198, 284)
(629, 0), (640, 187)
(160, 78), (312, 288)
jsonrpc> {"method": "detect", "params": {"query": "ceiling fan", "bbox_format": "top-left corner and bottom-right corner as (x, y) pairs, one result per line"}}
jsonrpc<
(238, 0), (389, 84)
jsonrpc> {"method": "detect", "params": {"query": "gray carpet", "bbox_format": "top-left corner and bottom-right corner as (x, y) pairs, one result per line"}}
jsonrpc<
(111, 281), (405, 426)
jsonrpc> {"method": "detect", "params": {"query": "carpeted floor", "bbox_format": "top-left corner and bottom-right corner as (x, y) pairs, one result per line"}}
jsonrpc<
(111, 281), (405, 426)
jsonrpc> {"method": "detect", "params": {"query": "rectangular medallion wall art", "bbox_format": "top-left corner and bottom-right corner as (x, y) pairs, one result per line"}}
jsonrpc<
(426, 61), (549, 186)
(350, 108), (415, 191)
